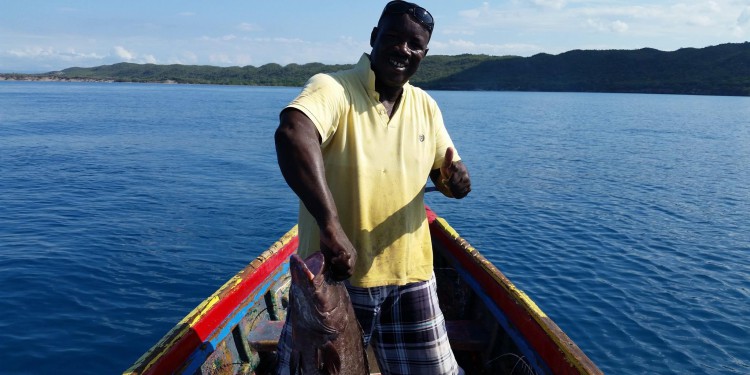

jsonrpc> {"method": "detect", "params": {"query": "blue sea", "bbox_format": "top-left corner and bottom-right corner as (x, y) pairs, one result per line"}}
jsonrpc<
(0, 81), (748, 374)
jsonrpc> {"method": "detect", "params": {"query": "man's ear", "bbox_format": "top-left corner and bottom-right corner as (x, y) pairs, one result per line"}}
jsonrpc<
(370, 27), (378, 47)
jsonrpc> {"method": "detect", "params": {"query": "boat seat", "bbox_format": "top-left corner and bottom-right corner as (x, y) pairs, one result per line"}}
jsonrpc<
(247, 319), (490, 353)
(247, 320), (286, 352)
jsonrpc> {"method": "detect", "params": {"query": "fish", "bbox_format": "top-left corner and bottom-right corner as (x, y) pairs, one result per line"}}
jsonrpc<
(287, 251), (370, 375)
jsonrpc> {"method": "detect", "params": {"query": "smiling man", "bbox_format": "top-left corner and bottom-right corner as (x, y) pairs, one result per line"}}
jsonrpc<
(274, 1), (470, 374)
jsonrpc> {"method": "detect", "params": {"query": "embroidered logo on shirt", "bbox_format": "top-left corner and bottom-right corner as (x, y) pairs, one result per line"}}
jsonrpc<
(419, 134), (425, 142)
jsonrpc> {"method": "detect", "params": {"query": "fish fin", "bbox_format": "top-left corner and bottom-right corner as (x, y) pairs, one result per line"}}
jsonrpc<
(318, 341), (341, 374)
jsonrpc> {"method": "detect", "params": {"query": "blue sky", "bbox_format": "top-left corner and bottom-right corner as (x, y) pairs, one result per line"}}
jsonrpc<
(2, 1), (749, 73)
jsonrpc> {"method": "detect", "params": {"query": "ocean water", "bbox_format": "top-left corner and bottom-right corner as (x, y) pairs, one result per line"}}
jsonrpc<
(0, 81), (748, 374)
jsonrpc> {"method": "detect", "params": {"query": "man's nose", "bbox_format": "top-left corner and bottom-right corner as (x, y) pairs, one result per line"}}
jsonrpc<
(394, 41), (410, 54)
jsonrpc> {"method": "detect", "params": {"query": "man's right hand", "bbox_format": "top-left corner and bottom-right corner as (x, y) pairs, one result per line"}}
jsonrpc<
(319, 225), (357, 281)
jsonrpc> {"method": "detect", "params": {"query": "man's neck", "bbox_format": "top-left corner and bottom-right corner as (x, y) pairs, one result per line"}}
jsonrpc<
(375, 81), (403, 103)
(374, 81), (403, 118)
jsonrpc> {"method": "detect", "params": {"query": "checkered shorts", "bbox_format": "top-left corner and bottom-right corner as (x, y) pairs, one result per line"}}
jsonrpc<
(275, 275), (460, 375)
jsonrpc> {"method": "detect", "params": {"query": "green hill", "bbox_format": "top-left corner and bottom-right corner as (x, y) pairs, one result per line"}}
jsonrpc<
(3, 42), (748, 96)
(420, 43), (750, 96)
(55, 61), (354, 86)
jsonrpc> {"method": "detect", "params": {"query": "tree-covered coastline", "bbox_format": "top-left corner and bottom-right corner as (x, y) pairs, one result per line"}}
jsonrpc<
(2, 42), (748, 96)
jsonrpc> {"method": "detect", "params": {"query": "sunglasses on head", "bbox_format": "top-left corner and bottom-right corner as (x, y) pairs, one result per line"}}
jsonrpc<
(381, 0), (434, 33)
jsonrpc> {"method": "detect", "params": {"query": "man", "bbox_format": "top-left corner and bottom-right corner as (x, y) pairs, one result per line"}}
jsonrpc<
(274, 1), (470, 374)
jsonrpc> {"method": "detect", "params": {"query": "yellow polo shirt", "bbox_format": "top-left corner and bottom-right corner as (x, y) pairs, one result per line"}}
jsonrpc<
(287, 53), (459, 287)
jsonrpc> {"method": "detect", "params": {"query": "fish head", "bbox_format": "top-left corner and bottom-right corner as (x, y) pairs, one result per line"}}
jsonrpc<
(288, 252), (367, 374)
(290, 252), (325, 288)
(289, 252), (348, 330)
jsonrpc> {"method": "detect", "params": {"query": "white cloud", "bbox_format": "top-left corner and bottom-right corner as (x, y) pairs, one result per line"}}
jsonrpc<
(176, 51), (198, 65)
(529, 0), (567, 10)
(459, 3), (487, 19)
(112, 46), (160, 64)
(669, 2), (719, 27)
(208, 53), (255, 66)
(442, 28), (476, 36)
(1, 46), (107, 71)
(455, 2), (571, 31)
(114, 46), (134, 61)
(199, 34), (238, 42)
(8, 46), (105, 61)
(574, 2), (730, 28)
(611, 20), (629, 33)
(248, 37), (305, 44)
(431, 39), (543, 56)
(7, 47), (51, 58)
(4, 1), (748, 72)
(586, 19), (629, 33)
(442, 1), (750, 56)
(209, 54), (233, 65)
(143, 54), (157, 64)
(732, 6), (750, 36)
(687, 15), (714, 27)
(739, 7), (750, 25)
(238, 22), (261, 32)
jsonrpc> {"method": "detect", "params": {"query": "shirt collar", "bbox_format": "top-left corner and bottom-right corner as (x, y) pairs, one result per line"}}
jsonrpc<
(355, 53), (377, 98)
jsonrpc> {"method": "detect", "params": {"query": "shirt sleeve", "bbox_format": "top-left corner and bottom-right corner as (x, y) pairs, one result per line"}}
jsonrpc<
(286, 73), (346, 147)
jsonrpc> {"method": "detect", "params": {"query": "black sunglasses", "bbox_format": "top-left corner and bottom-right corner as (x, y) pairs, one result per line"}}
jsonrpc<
(381, 1), (434, 33)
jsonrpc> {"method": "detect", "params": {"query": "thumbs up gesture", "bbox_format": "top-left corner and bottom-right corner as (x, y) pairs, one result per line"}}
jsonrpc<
(436, 147), (471, 199)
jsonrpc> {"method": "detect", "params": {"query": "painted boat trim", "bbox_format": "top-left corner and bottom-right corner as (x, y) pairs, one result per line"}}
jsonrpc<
(125, 208), (601, 375)
(123, 226), (299, 375)
(425, 207), (601, 375)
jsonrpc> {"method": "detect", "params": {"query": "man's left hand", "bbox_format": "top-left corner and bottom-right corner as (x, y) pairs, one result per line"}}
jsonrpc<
(438, 147), (471, 199)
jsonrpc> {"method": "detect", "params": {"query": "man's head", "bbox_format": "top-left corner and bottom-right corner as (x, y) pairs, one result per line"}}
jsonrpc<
(370, 1), (433, 90)
(377, 0), (434, 34)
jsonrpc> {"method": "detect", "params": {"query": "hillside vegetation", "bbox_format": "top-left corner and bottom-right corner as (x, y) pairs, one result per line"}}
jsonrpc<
(419, 43), (750, 96)
(3, 42), (748, 96)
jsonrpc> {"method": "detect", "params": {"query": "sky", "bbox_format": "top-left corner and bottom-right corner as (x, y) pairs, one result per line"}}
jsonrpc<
(2, 0), (749, 73)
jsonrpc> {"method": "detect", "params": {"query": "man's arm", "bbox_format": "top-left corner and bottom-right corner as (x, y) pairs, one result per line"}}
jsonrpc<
(429, 147), (471, 199)
(274, 108), (356, 280)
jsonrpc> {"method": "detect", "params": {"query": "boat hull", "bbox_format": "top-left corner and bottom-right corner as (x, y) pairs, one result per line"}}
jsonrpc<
(124, 207), (601, 375)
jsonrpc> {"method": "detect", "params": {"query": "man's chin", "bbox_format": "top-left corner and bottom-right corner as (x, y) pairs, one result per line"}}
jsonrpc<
(381, 70), (411, 87)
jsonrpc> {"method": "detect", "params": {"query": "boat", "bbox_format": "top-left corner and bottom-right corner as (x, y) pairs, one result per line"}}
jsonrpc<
(124, 207), (602, 375)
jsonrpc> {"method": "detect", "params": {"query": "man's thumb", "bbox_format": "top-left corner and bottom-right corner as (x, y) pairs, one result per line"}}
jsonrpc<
(441, 147), (454, 177)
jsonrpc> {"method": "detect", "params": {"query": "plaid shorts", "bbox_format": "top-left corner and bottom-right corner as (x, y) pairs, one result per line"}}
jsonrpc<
(275, 275), (460, 375)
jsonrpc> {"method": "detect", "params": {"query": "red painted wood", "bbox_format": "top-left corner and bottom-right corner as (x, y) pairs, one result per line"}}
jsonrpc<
(427, 209), (579, 374)
(143, 236), (299, 375)
(192, 237), (298, 339)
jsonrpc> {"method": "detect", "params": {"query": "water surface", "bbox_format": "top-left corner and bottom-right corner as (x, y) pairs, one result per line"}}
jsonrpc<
(1, 82), (748, 374)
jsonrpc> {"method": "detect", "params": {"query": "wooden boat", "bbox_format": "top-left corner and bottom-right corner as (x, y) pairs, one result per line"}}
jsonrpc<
(124, 207), (602, 375)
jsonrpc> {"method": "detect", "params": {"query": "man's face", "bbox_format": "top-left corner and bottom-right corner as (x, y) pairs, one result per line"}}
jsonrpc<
(370, 13), (430, 90)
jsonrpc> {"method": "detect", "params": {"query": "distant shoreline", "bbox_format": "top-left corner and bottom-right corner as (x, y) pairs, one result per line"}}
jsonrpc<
(0, 75), (116, 83)
(2, 42), (748, 96)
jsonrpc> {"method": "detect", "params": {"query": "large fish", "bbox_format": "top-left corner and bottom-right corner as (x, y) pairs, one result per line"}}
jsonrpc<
(288, 251), (369, 375)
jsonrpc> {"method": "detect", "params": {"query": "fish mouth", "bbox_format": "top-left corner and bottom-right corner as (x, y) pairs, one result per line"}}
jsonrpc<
(290, 252), (325, 284)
